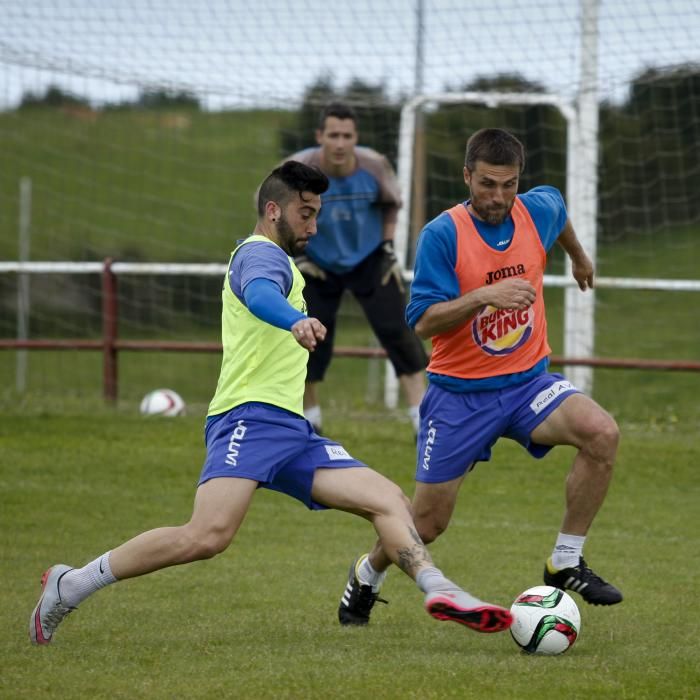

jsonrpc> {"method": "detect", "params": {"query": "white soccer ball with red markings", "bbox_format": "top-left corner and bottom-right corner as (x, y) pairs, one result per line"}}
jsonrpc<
(510, 586), (581, 655)
(139, 389), (186, 417)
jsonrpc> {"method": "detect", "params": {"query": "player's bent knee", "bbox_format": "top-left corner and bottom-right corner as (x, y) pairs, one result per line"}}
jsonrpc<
(196, 538), (230, 561)
(364, 482), (412, 523)
(601, 417), (620, 452)
(382, 484), (412, 516)
(415, 516), (448, 545)
(182, 524), (233, 561)
(584, 414), (620, 464)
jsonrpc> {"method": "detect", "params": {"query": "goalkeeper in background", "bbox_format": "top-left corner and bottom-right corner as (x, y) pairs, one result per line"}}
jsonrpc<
(29, 160), (513, 646)
(285, 101), (427, 435)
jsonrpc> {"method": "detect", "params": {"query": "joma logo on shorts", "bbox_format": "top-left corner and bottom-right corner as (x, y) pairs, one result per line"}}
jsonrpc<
(225, 420), (247, 466)
(485, 264), (526, 285)
(422, 420), (437, 471)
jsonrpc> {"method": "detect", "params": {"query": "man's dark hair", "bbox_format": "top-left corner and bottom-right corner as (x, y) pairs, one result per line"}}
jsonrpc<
(257, 160), (329, 217)
(465, 128), (526, 173)
(318, 101), (357, 131)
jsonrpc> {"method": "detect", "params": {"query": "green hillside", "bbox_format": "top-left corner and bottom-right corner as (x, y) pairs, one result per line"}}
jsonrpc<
(0, 107), (296, 261)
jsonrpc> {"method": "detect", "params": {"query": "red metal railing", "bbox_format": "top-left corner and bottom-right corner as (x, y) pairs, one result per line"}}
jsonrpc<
(1, 258), (699, 401)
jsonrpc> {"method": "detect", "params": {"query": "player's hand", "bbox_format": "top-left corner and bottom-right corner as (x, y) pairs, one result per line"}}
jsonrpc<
(291, 317), (326, 351)
(294, 255), (327, 281)
(571, 254), (594, 291)
(379, 241), (405, 292)
(481, 278), (536, 310)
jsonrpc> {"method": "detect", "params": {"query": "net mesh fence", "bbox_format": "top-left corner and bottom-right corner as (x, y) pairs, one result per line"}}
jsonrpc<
(0, 0), (698, 418)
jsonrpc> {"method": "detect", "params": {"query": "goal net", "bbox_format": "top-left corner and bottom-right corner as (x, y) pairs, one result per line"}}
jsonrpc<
(0, 0), (698, 424)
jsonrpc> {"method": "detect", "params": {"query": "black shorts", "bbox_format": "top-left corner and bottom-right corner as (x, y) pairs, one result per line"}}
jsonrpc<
(302, 246), (429, 382)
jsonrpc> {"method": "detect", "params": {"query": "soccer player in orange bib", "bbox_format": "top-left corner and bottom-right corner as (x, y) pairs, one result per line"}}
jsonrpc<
(338, 128), (622, 626)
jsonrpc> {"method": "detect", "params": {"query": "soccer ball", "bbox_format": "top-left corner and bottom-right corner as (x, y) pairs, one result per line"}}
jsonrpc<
(510, 586), (581, 655)
(139, 389), (186, 417)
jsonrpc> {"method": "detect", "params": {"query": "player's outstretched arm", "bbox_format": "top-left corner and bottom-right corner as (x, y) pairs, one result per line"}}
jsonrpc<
(556, 219), (594, 291)
(243, 280), (326, 350)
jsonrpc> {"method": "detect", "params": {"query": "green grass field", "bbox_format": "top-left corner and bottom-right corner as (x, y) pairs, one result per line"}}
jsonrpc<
(1, 405), (699, 699)
(2, 105), (699, 698)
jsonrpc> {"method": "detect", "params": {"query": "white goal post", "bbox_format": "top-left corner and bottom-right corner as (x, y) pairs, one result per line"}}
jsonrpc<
(390, 89), (598, 408)
(385, 0), (603, 407)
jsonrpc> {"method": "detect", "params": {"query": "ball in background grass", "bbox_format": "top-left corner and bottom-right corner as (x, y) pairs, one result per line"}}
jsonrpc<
(139, 388), (186, 417)
(510, 585), (580, 655)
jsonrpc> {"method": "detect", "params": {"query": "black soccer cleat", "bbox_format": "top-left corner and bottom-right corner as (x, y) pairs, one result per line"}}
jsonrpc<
(338, 556), (387, 626)
(544, 556), (623, 606)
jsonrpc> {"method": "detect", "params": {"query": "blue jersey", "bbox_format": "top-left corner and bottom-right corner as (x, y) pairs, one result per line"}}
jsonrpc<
(226, 239), (305, 330)
(288, 146), (402, 274)
(408, 186), (568, 392)
(228, 239), (293, 300)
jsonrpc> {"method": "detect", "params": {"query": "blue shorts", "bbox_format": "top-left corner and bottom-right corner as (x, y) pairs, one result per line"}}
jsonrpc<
(416, 373), (580, 483)
(199, 402), (366, 510)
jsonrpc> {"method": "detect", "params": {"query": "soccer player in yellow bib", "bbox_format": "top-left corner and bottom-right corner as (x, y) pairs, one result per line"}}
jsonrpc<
(29, 161), (512, 645)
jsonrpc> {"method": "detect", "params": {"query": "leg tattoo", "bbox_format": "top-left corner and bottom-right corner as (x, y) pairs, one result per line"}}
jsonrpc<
(396, 526), (433, 576)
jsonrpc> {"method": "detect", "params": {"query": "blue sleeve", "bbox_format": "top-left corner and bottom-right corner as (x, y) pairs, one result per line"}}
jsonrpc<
(243, 278), (306, 331)
(228, 241), (305, 331)
(519, 186), (568, 252)
(228, 241), (293, 299)
(406, 213), (460, 328)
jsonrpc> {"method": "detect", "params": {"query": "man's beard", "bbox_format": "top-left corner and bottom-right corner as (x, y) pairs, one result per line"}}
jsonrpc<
(472, 200), (512, 226)
(276, 214), (302, 256)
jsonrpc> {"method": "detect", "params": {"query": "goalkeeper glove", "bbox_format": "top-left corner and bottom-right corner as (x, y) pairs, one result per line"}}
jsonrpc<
(379, 240), (405, 292)
(294, 255), (327, 281)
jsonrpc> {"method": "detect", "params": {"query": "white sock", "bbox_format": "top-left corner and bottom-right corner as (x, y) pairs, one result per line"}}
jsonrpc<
(357, 555), (387, 592)
(59, 552), (118, 607)
(415, 567), (458, 594)
(551, 533), (586, 570)
(408, 405), (420, 433)
(304, 405), (322, 430)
